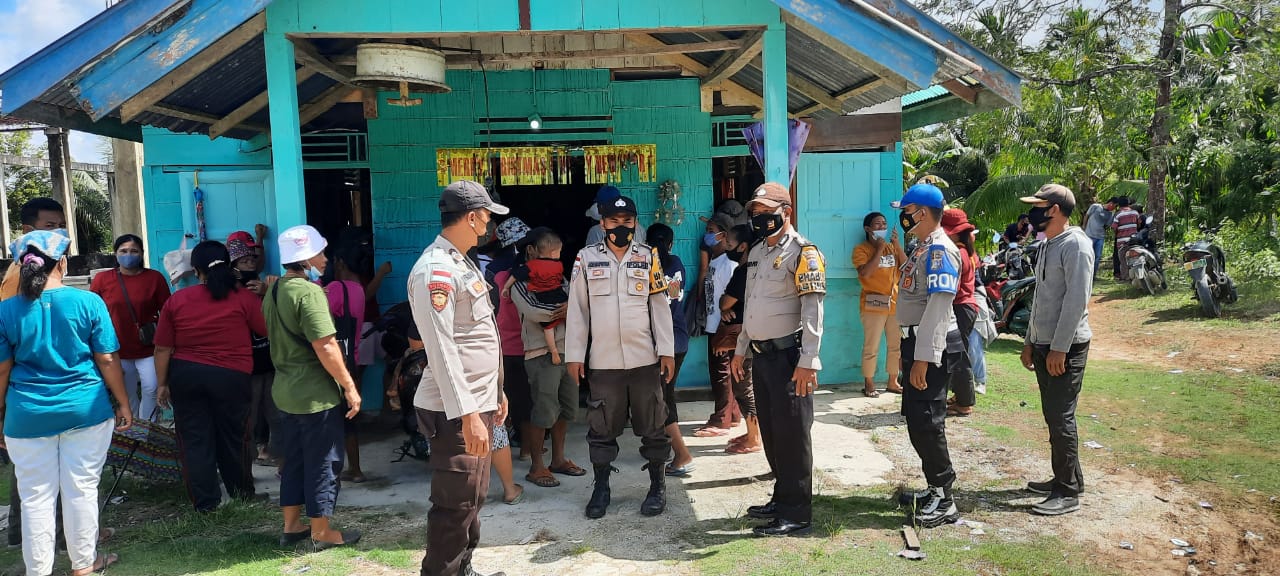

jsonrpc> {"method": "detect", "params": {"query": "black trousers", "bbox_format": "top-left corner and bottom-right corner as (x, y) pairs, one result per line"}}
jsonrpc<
(170, 359), (255, 512)
(753, 346), (813, 524)
(1032, 342), (1089, 496)
(418, 409), (493, 576)
(950, 304), (978, 408)
(586, 364), (671, 464)
(662, 353), (688, 427)
(502, 355), (532, 445)
(277, 405), (346, 518)
(900, 336), (959, 490)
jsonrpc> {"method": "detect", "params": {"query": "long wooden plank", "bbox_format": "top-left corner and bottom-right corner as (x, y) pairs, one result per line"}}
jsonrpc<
(209, 67), (317, 140)
(299, 85), (357, 126)
(628, 35), (762, 110)
(151, 103), (268, 133)
(941, 78), (978, 104)
(119, 13), (266, 123)
(793, 77), (888, 117)
(291, 39), (356, 85)
(702, 30), (764, 87)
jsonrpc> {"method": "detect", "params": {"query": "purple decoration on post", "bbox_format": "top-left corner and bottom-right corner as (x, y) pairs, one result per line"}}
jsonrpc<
(742, 119), (812, 186)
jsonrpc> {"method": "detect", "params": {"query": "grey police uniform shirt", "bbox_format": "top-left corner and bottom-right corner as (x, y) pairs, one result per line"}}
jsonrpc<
(732, 228), (826, 371)
(408, 235), (502, 420)
(895, 227), (961, 365)
(565, 240), (675, 369)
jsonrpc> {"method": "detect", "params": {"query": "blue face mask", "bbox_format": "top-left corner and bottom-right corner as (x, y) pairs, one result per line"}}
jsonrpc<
(873, 229), (889, 241)
(306, 265), (322, 282)
(703, 232), (721, 247)
(117, 254), (143, 269)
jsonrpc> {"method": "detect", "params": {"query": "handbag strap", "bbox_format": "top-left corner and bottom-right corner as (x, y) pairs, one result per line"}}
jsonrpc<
(338, 281), (356, 322)
(116, 270), (143, 328)
(271, 279), (316, 350)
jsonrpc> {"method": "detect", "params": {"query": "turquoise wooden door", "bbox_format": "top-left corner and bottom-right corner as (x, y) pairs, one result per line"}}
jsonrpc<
(178, 170), (279, 273)
(796, 152), (887, 384)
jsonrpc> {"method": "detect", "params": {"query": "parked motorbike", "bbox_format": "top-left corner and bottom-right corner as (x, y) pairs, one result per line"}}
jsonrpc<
(988, 276), (1036, 338)
(1122, 216), (1167, 296)
(1181, 232), (1237, 318)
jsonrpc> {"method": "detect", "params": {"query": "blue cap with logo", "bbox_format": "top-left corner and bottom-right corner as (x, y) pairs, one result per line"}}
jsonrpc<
(891, 183), (945, 209)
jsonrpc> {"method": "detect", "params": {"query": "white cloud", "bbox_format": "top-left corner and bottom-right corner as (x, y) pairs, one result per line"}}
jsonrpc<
(0, 1), (108, 162)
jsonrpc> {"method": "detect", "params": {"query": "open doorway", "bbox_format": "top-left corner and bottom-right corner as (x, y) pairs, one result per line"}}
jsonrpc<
(493, 157), (600, 269)
(305, 168), (372, 243)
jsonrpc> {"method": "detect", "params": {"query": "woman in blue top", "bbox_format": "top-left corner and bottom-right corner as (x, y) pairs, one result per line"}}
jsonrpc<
(0, 230), (133, 576)
(645, 223), (695, 477)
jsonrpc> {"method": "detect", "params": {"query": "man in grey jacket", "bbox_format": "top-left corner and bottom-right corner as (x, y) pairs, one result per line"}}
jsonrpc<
(1018, 184), (1094, 516)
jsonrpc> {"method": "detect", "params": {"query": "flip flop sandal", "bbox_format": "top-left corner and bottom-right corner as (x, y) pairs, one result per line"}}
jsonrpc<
(693, 427), (730, 437)
(548, 461), (587, 476)
(726, 443), (763, 455)
(78, 552), (118, 575)
(665, 462), (695, 477)
(864, 388), (881, 398)
(280, 530), (311, 546)
(886, 386), (904, 394)
(947, 395), (957, 405)
(946, 406), (973, 417)
(504, 484), (526, 505)
(525, 471), (561, 488)
(340, 473), (368, 484)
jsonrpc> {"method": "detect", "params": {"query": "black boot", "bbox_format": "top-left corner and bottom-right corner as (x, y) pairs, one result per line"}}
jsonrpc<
(585, 465), (614, 519)
(640, 461), (667, 516)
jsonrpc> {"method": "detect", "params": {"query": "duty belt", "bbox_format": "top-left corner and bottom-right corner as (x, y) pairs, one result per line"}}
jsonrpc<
(750, 331), (801, 355)
(900, 325), (920, 339)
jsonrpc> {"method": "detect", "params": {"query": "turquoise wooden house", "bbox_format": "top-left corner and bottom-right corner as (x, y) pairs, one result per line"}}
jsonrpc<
(0, 0), (1020, 398)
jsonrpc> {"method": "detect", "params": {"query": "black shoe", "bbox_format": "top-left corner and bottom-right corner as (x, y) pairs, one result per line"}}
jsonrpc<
(279, 530), (310, 546)
(311, 530), (362, 551)
(640, 461), (667, 516)
(1032, 494), (1080, 516)
(1027, 479), (1084, 495)
(898, 488), (932, 509)
(752, 518), (811, 537)
(912, 486), (959, 529)
(746, 501), (777, 519)
(463, 566), (507, 576)
(585, 465), (614, 519)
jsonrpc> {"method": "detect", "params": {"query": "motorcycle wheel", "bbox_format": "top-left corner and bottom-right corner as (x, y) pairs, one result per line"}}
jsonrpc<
(1196, 277), (1221, 318)
(1141, 273), (1157, 296)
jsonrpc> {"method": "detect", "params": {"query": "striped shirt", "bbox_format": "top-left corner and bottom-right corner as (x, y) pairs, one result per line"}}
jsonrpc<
(1112, 209), (1140, 241)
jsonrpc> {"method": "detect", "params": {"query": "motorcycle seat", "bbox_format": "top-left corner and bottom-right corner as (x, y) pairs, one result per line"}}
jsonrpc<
(1005, 277), (1036, 291)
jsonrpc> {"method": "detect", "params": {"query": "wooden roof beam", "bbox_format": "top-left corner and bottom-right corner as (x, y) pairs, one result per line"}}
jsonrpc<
(793, 77), (889, 117)
(627, 35), (762, 111)
(702, 30), (764, 87)
(291, 39), (357, 86)
(299, 84), (357, 126)
(209, 67), (317, 140)
(474, 39), (743, 64)
(150, 103), (267, 133)
(119, 13), (266, 123)
(941, 78), (979, 104)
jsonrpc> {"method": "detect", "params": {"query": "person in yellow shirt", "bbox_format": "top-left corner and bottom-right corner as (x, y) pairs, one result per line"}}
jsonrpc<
(852, 212), (906, 397)
(2, 198), (68, 301)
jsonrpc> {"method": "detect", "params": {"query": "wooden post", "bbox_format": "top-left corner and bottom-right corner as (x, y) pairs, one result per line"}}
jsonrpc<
(761, 25), (789, 185)
(264, 32), (308, 232)
(44, 127), (79, 255)
(110, 139), (148, 254)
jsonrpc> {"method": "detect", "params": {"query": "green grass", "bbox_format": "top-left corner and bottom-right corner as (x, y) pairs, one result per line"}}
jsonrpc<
(981, 339), (1280, 495)
(0, 477), (424, 576)
(689, 488), (1116, 576)
(1096, 272), (1280, 325)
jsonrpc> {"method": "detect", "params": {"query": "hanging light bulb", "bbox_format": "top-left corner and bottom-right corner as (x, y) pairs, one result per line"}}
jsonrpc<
(528, 113), (542, 130)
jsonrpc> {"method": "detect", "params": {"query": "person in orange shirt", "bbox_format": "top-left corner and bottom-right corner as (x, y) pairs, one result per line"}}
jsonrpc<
(852, 212), (906, 397)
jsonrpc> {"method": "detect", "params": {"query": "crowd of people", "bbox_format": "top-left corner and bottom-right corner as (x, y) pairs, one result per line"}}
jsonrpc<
(0, 176), (1096, 576)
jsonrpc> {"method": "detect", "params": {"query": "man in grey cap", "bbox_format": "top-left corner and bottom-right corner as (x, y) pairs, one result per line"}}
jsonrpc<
(1018, 184), (1093, 516)
(408, 180), (510, 576)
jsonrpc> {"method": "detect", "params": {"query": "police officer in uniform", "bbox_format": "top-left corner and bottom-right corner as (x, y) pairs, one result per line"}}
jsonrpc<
(730, 182), (826, 537)
(408, 180), (509, 576)
(565, 195), (676, 519)
(892, 183), (964, 528)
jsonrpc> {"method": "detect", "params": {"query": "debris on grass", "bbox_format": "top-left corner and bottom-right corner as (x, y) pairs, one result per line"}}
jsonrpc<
(1169, 369), (1185, 374)
(896, 549), (926, 561)
(901, 525), (921, 551)
(1083, 440), (1105, 449)
(1171, 538), (1191, 547)
(1245, 531), (1263, 542)
(1119, 541), (1135, 550)
(1199, 501), (1213, 510)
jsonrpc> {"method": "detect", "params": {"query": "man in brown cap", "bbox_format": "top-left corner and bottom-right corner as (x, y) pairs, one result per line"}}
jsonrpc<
(1018, 183), (1093, 516)
(409, 180), (510, 576)
(730, 182), (826, 537)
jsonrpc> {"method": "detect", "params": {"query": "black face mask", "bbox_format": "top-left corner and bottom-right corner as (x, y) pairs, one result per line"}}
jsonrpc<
(1027, 206), (1053, 232)
(605, 226), (635, 248)
(237, 269), (260, 285)
(900, 210), (921, 234)
(750, 213), (784, 238)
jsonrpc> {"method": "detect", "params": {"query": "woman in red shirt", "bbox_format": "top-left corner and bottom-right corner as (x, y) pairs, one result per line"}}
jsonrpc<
(153, 241), (268, 512)
(89, 235), (171, 422)
(942, 209), (979, 417)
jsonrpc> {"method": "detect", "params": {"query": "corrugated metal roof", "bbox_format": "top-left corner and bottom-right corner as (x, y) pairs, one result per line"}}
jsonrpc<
(901, 85), (949, 107)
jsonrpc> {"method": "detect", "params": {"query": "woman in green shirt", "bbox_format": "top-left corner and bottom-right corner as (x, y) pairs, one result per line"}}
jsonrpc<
(263, 225), (362, 550)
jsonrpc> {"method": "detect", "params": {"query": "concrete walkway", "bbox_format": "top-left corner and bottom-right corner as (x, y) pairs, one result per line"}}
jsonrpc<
(252, 388), (897, 575)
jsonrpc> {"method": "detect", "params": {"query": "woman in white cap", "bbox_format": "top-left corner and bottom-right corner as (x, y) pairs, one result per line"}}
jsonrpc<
(154, 241), (268, 512)
(263, 225), (363, 549)
(0, 230), (133, 575)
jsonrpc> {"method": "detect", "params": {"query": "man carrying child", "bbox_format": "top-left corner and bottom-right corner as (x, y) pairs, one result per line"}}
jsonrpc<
(507, 227), (587, 488)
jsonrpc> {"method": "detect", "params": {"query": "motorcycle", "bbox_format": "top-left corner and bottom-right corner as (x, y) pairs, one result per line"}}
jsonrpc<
(988, 275), (1036, 338)
(1122, 216), (1167, 296)
(1181, 231), (1237, 318)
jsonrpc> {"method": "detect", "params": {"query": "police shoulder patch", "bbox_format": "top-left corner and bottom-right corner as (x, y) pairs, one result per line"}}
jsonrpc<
(648, 247), (668, 294)
(925, 245), (959, 295)
(795, 245), (826, 295)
